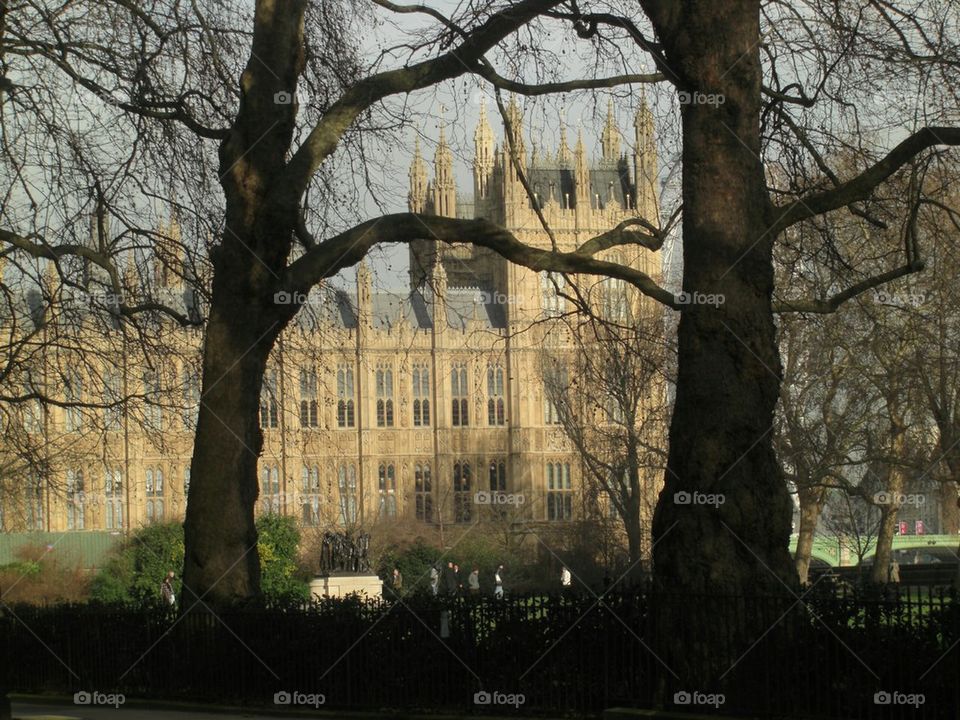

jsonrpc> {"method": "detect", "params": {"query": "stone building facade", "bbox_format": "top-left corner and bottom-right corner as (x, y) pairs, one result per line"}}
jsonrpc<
(0, 98), (663, 541)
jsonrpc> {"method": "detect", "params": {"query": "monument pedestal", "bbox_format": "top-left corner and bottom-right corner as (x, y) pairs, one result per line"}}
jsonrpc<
(310, 573), (383, 600)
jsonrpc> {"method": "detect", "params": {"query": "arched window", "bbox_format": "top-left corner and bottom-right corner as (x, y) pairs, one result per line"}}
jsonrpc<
(412, 364), (431, 426)
(487, 363), (505, 425)
(451, 364), (469, 426)
(299, 368), (319, 428)
(453, 461), (472, 523)
(143, 370), (163, 431)
(376, 367), (394, 427)
(146, 467), (165, 523)
(66, 469), (85, 530)
(543, 365), (568, 425)
(260, 466), (280, 514)
(260, 369), (279, 429)
(415, 463), (433, 522)
(540, 271), (563, 317)
(489, 460), (507, 492)
(337, 365), (355, 427)
(338, 464), (358, 525)
(378, 463), (397, 517)
(103, 369), (122, 431)
(546, 462), (573, 521)
(104, 468), (123, 529)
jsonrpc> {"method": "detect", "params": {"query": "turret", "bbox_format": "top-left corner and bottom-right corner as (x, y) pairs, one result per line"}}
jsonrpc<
(634, 94), (659, 222)
(601, 99), (621, 165)
(357, 259), (372, 328)
(408, 135), (429, 213)
(473, 100), (495, 200)
(433, 120), (457, 217)
(503, 95), (526, 177)
(154, 214), (184, 289)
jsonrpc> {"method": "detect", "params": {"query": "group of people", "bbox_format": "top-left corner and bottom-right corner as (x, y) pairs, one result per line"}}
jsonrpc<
(423, 562), (506, 599)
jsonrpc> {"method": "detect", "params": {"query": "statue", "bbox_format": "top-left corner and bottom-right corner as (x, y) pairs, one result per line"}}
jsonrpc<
(319, 530), (372, 574)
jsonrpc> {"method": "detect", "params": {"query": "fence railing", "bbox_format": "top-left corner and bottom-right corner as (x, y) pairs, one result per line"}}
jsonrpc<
(1, 585), (957, 718)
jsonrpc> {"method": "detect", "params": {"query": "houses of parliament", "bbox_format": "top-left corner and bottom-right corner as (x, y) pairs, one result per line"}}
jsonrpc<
(0, 98), (663, 544)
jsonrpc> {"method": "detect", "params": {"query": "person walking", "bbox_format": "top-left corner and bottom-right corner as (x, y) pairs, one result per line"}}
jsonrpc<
(888, 559), (901, 585)
(429, 565), (440, 596)
(392, 566), (404, 596)
(468, 567), (480, 596)
(494, 564), (504, 599)
(160, 570), (176, 607)
(443, 561), (458, 596)
(560, 566), (572, 595)
(454, 563), (463, 596)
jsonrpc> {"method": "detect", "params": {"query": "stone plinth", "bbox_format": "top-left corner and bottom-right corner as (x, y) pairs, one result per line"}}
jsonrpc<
(310, 573), (383, 600)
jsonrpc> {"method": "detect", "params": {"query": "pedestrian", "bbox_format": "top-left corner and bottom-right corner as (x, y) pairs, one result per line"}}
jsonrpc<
(560, 566), (572, 594)
(160, 570), (176, 607)
(454, 563), (463, 596)
(392, 566), (403, 596)
(494, 564), (504, 599)
(443, 561), (458, 596)
(888, 559), (900, 585)
(468, 567), (480, 595)
(430, 565), (440, 596)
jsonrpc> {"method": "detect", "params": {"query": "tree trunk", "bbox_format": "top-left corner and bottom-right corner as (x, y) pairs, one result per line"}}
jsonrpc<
(870, 420), (907, 584)
(870, 504), (899, 585)
(795, 484), (826, 585)
(182, 238), (295, 605)
(939, 477), (960, 535)
(648, 0), (795, 687)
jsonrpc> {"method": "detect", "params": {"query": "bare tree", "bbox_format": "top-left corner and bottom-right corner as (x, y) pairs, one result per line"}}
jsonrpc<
(0, 8), (958, 687)
(542, 295), (668, 576)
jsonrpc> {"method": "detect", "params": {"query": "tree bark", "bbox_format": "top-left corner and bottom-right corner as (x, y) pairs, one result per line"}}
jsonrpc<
(795, 484), (826, 585)
(182, 282), (288, 604)
(646, 0), (796, 687)
(650, 0), (795, 594)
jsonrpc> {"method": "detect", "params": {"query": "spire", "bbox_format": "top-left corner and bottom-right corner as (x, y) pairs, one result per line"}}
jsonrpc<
(473, 98), (495, 200)
(408, 134), (429, 213)
(601, 98), (621, 164)
(433, 111), (457, 217)
(557, 122), (572, 167)
(575, 126), (591, 207)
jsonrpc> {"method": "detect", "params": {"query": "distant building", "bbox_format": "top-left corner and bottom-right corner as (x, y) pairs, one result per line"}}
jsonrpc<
(0, 97), (663, 551)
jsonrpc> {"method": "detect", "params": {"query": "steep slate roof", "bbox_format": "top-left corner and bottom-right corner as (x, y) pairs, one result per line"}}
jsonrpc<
(293, 286), (505, 332)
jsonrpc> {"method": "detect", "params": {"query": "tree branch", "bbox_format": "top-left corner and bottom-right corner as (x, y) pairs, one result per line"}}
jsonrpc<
(772, 127), (960, 233)
(282, 214), (676, 307)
